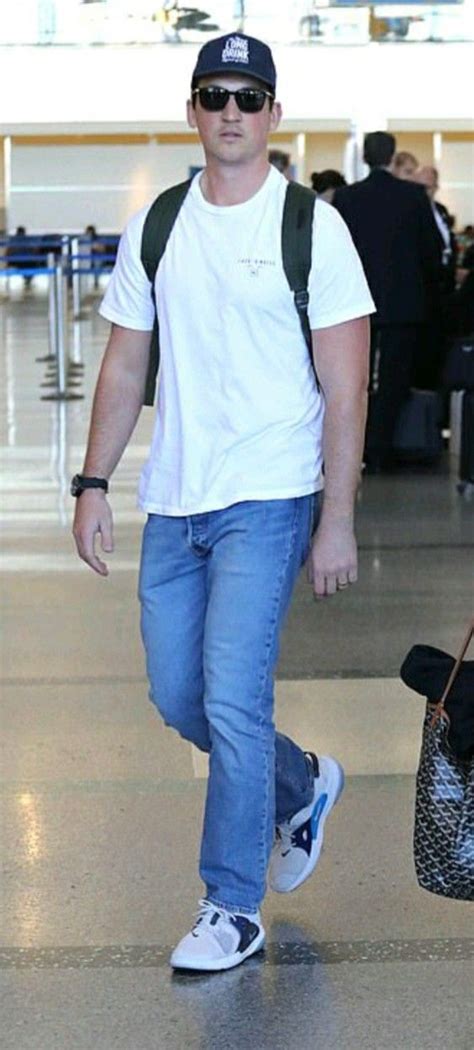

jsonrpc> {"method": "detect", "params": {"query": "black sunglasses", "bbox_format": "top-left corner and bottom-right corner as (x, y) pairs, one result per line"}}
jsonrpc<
(192, 86), (274, 114)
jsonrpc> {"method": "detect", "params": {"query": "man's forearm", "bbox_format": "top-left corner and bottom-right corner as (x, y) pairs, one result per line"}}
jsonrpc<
(82, 330), (150, 479)
(319, 390), (368, 527)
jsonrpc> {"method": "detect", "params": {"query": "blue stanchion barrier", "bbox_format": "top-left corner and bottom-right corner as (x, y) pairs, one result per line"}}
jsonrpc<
(0, 234), (119, 249)
(71, 253), (117, 261)
(0, 267), (56, 277)
(0, 263), (115, 278)
(1, 234), (119, 291)
(0, 238), (66, 247)
(1, 254), (47, 262)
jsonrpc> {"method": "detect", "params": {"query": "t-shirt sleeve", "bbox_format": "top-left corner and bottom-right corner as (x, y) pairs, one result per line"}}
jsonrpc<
(99, 206), (155, 331)
(308, 199), (375, 329)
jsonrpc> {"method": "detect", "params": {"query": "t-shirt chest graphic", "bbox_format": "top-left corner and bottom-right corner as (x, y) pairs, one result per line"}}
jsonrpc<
(158, 210), (284, 318)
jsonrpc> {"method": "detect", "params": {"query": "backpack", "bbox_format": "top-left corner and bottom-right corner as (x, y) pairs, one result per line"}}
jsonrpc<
(140, 178), (316, 406)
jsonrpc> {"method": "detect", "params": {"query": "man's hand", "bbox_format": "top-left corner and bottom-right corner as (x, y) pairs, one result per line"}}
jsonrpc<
(72, 490), (114, 576)
(307, 520), (358, 599)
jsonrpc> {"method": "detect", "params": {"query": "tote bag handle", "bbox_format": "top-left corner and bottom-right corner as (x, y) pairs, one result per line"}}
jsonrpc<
(431, 617), (474, 726)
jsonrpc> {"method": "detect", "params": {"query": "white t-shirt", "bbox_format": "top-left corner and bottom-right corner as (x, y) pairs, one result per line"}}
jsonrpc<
(100, 166), (374, 515)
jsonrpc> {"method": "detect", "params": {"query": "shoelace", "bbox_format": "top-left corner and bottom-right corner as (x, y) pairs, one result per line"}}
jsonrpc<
(275, 823), (297, 856)
(193, 898), (233, 930)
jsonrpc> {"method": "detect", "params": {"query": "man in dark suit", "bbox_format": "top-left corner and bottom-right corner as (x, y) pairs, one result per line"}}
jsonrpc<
(415, 166), (457, 294)
(412, 165), (458, 388)
(333, 131), (440, 471)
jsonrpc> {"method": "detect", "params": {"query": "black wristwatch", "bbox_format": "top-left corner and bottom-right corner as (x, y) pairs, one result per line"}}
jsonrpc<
(71, 474), (109, 498)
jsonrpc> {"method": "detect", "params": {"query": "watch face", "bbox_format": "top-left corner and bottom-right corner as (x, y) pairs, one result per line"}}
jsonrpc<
(70, 474), (82, 497)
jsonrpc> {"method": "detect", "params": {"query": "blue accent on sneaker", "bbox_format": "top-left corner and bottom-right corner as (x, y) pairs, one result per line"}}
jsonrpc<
(310, 792), (328, 838)
(268, 755), (345, 894)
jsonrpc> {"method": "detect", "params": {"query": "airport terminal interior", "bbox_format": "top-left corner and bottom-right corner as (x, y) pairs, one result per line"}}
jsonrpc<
(1, 3), (474, 1049)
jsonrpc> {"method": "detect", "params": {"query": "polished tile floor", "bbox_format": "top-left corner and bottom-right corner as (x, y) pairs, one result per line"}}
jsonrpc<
(1, 281), (474, 1050)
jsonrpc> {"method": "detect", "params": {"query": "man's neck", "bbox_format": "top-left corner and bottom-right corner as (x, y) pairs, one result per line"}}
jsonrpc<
(200, 160), (271, 206)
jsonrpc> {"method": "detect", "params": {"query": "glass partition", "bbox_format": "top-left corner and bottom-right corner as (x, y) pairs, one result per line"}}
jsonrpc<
(1, 0), (473, 46)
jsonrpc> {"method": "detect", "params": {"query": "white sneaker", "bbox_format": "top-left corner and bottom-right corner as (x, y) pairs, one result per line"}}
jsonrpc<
(268, 754), (345, 894)
(170, 899), (265, 972)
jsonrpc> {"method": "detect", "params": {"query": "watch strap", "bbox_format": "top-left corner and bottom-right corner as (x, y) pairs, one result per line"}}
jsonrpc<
(71, 474), (109, 497)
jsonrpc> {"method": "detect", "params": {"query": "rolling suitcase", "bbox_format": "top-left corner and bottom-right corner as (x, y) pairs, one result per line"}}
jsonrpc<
(459, 390), (474, 488)
(443, 335), (474, 392)
(392, 389), (443, 463)
(449, 390), (463, 460)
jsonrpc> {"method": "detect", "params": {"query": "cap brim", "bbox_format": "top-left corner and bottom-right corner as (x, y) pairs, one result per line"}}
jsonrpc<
(192, 67), (274, 92)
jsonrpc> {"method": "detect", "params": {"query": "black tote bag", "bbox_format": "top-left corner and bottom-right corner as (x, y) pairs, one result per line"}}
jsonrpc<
(412, 619), (474, 901)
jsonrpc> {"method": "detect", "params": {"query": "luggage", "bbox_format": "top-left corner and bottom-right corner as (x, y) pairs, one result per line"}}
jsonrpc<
(449, 390), (463, 459)
(449, 390), (474, 490)
(460, 389), (474, 485)
(443, 334), (474, 391)
(392, 389), (443, 463)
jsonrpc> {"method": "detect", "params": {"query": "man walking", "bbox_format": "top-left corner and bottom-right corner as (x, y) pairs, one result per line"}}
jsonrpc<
(333, 131), (440, 472)
(72, 32), (373, 972)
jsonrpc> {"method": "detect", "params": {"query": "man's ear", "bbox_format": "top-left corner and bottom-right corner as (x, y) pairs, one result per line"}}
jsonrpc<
(187, 99), (197, 129)
(270, 101), (282, 133)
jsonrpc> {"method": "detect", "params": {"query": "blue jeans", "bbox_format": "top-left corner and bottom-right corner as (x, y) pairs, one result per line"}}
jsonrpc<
(138, 495), (320, 914)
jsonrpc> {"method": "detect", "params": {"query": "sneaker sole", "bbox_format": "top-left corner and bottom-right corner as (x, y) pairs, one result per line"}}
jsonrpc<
(270, 756), (345, 893)
(170, 929), (266, 972)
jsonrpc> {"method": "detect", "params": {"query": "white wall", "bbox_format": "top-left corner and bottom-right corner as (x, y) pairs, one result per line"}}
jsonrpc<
(9, 140), (205, 231)
(1, 42), (474, 129)
(440, 141), (474, 228)
(9, 131), (474, 232)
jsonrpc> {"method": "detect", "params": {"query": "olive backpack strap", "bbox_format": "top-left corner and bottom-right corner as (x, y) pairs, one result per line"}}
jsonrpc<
(140, 179), (192, 405)
(281, 180), (318, 386)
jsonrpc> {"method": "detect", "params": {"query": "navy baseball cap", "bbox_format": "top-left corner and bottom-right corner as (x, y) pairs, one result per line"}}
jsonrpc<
(191, 33), (276, 94)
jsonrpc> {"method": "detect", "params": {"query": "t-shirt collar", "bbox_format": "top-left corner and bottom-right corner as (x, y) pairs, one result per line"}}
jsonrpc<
(190, 163), (281, 213)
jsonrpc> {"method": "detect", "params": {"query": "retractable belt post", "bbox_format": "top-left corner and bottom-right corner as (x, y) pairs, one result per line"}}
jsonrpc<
(41, 260), (84, 402)
(72, 236), (83, 319)
(35, 252), (58, 364)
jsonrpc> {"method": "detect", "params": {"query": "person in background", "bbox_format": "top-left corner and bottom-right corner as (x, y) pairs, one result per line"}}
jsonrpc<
(414, 165), (458, 387)
(462, 240), (474, 271)
(6, 226), (35, 287)
(268, 148), (291, 178)
(333, 131), (440, 471)
(311, 169), (346, 204)
(461, 225), (474, 255)
(415, 166), (457, 295)
(393, 151), (419, 180)
(84, 224), (107, 288)
(72, 31), (373, 972)
(446, 269), (474, 336)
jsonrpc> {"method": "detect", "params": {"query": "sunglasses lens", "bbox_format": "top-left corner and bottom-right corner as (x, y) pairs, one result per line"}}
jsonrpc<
(198, 88), (228, 111)
(195, 87), (270, 113)
(236, 90), (266, 113)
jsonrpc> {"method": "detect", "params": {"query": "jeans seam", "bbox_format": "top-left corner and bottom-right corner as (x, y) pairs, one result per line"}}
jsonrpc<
(254, 499), (301, 902)
(275, 496), (315, 802)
